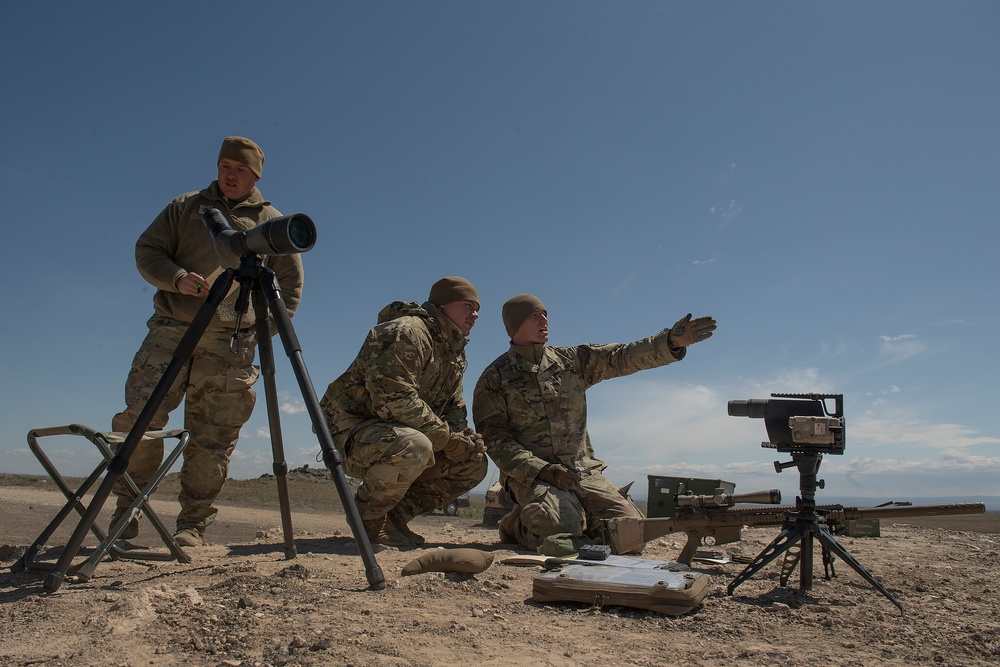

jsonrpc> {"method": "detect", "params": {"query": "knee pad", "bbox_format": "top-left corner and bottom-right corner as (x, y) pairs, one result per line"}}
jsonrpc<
(520, 492), (586, 537)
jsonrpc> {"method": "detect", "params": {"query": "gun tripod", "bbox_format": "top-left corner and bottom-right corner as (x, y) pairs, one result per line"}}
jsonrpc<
(42, 250), (385, 592)
(727, 450), (903, 613)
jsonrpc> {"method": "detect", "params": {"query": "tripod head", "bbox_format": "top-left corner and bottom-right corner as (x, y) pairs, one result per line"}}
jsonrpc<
(203, 208), (316, 258)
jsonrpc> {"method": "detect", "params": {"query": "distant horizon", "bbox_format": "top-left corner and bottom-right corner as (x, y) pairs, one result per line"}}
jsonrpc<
(5, 468), (996, 514)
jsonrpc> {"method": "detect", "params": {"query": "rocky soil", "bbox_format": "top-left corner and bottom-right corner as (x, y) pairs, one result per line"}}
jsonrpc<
(1, 485), (998, 667)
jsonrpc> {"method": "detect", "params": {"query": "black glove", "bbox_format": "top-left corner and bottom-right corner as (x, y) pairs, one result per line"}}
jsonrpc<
(537, 464), (581, 491)
(668, 313), (717, 349)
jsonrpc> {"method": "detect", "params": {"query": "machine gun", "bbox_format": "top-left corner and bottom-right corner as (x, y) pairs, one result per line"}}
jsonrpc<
(602, 494), (986, 565)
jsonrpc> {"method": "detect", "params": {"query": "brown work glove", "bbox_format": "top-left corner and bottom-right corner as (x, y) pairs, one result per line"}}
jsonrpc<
(537, 464), (581, 491)
(464, 428), (486, 457)
(442, 428), (486, 462)
(667, 313), (717, 349)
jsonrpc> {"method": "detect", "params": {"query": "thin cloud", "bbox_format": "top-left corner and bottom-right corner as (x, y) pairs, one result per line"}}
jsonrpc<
(838, 450), (1000, 476)
(877, 334), (926, 364)
(228, 447), (274, 470)
(239, 426), (271, 439)
(280, 399), (307, 415)
(610, 267), (640, 298)
(851, 408), (1000, 450)
(709, 199), (743, 229)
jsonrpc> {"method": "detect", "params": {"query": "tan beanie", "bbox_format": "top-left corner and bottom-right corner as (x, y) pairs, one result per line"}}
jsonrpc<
(218, 136), (264, 178)
(502, 294), (546, 339)
(429, 276), (480, 308)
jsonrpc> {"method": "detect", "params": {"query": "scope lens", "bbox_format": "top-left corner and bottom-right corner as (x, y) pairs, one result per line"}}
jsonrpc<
(287, 217), (316, 250)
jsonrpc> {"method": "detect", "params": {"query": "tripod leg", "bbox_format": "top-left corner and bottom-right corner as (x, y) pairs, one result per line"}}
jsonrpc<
(727, 524), (804, 596)
(43, 271), (234, 593)
(259, 270), (385, 590)
(815, 526), (904, 614)
(800, 526), (815, 591)
(252, 288), (296, 560)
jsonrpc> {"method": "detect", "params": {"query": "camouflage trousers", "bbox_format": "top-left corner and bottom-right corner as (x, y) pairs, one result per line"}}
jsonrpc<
(343, 422), (487, 523)
(111, 315), (259, 533)
(502, 469), (643, 551)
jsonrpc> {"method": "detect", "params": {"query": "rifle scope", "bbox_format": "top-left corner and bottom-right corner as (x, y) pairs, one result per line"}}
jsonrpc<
(675, 488), (782, 509)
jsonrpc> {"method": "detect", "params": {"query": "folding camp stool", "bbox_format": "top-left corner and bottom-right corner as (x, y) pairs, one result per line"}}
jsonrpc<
(11, 423), (193, 577)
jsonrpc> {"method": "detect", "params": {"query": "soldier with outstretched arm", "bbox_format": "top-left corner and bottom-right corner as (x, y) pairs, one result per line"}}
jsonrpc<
(472, 293), (716, 552)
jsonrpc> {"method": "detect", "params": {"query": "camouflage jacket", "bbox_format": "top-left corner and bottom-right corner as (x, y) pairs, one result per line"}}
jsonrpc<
(320, 301), (470, 452)
(472, 330), (684, 488)
(136, 181), (305, 329)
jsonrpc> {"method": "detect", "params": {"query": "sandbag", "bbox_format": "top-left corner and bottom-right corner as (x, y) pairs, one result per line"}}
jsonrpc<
(401, 548), (495, 576)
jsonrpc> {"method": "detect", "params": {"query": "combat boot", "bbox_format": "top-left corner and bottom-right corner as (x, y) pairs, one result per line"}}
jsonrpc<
(360, 515), (415, 548)
(498, 506), (521, 545)
(361, 515), (386, 542)
(110, 507), (140, 540)
(173, 527), (204, 547)
(387, 508), (426, 546)
(376, 523), (417, 548)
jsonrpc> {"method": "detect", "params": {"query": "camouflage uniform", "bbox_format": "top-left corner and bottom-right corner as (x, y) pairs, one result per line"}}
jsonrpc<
(320, 301), (487, 527)
(112, 181), (304, 537)
(472, 332), (685, 550)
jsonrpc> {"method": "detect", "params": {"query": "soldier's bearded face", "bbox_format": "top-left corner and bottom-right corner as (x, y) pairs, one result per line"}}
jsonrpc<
(439, 300), (479, 336)
(513, 311), (548, 345)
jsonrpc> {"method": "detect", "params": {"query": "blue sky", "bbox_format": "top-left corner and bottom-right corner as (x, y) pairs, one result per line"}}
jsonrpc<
(2, 2), (998, 507)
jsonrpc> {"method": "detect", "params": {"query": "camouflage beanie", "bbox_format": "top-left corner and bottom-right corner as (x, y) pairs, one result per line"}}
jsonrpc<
(429, 276), (480, 308)
(218, 136), (264, 178)
(502, 294), (546, 339)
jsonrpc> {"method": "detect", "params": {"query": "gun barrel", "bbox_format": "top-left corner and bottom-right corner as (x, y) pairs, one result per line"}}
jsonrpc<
(733, 489), (783, 505)
(829, 502), (986, 522)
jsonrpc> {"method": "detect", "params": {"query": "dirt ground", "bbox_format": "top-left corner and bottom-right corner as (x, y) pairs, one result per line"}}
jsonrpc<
(1, 485), (998, 667)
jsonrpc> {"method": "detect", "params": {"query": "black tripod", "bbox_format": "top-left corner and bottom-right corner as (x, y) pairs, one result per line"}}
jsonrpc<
(43, 244), (385, 592)
(727, 450), (903, 613)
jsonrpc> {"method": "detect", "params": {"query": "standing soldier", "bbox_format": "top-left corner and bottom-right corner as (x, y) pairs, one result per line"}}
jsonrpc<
(321, 276), (488, 547)
(111, 136), (305, 547)
(473, 294), (716, 552)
